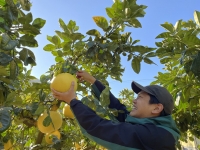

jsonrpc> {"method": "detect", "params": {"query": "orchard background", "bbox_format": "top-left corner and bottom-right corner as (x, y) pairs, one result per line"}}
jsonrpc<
(0, 0), (200, 149)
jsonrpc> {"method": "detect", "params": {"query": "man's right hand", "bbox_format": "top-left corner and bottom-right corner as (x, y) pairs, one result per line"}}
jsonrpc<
(76, 70), (96, 84)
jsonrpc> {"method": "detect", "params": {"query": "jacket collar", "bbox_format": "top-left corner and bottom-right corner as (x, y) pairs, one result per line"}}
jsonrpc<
(125, 115), (180, 142)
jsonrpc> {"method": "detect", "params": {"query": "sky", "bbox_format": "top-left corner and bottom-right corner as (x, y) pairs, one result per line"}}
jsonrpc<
(29, 0), (200, 96)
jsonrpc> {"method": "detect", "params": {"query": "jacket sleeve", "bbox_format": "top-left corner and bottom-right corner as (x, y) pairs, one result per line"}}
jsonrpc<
(70, 99), (142, 150)
(91, 80), (129, 122)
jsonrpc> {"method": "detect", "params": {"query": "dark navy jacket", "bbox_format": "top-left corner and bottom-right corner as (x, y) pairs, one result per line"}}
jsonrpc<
(70, 80), (180, 150)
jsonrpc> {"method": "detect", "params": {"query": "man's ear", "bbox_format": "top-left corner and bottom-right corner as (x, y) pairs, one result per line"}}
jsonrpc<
(152, 103), (164, 114)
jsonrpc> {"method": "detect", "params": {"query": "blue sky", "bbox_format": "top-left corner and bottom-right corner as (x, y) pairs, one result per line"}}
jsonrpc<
(29, 0), (200, 95)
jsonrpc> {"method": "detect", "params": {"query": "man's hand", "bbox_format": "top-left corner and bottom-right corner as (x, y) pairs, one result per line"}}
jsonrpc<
(51, 81), (76, 104)
(76, 70), (96, 84)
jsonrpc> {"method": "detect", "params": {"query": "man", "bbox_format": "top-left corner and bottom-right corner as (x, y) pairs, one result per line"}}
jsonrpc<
(52, 71), (180, 150)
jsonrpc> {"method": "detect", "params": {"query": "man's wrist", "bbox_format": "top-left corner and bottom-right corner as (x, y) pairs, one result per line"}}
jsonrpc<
(89, 77), (96, 84)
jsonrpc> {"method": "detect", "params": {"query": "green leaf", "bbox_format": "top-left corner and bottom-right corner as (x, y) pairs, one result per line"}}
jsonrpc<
(52, 35), (61, 45)
(4, 92), (16, 106)
(160, 57), (171, 64)
(86, 29), (101, 37)
(182, 34), (200, 46)
(194, 11), (200, 26)
(0, 108), (11, 133)
(9, 60), (17, 80)
(174, 20), (182, 31)
(131, 40), (140, 45)
(18, 24), (40, 35)
(63, 42), (72, 51)
(155, 42), (163, 47)
(127, 54), (133, 61)
(108, 32), (119, 40)
(128, 18), (142, 28)
(55, 56), (64, 62)
(47, 35), (53, 43)
(131, 46), (155, 55)
(131, 57), (141, 74)
(143, 57), (156, 65)
(26, 102), (39, 114)
(0, 52), (13, 66)
(43, 44), (56, 51)
(67, 20), (79, 33)
(74, 41), (85, 50)
(55, 31), (71, 42)
(182, 20), (196, 29)
(20, 0), (31, 11)
(32, 18), (46, 29)
(18, 12), (33, 24)
(57, 50), (63, 57)
(0, 76), (11, 84)
(1, 40), (19, 51)
(100, 86), (110, 107)
(19, 48), (36, 66)
(161, 23), (174, 33)
(106, 7), (115, 18)
(59, 18), (68, 33)
(43, 115), (51, 127)
(39, 89), (46, 102)
(92, 16), (109, 31)
(0, 66), (8, 76)
(145, 52), (156, 57)
(1, 33), (10, 46)
(20, 35), (38, 47)
(156, 32), (171, 39)
(182, 87), (191, 103)
(87, 41), (95, 49)
(0, 0), (6, 6)
(70, 33), (84, 41)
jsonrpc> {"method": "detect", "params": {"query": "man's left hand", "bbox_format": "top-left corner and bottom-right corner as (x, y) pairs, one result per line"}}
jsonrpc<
(51, 81), (76, 104)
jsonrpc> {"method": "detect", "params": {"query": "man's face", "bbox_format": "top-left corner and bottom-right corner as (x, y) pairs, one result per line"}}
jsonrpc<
(129, 91), (157, 118)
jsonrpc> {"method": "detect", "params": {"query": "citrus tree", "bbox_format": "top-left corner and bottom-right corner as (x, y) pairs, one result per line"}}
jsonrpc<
(151, 10), (200, 149)
(0, 0), (46, 149)
(38, 0), (155, 149)
(0, 0), (157, 149)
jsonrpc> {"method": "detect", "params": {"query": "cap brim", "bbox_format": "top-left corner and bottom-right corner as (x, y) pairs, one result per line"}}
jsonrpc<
(131, 81), (153, 95)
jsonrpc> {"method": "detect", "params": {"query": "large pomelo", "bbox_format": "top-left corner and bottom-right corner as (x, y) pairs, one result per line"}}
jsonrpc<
(50, 73), (77, 92)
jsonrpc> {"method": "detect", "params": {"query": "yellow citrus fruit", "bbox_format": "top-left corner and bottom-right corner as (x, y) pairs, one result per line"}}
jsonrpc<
(50, 104), (59, 111)
(37, 111), (63, 133)
(4, 140), (13, 150)
(45, 130), (61, 144)
(50, 73), (77, 92)
(63, 104), (74, 119)
(75, 143), (81, 149)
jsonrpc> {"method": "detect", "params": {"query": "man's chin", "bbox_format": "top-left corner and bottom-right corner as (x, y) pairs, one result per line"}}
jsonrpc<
(129, 111), (137, 117)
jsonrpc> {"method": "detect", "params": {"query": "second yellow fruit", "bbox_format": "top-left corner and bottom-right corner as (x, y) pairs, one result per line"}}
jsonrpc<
(37, 111), (63, 133)
(50, 73), (77, 92)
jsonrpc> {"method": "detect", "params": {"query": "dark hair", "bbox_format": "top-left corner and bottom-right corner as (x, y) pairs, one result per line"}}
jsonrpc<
(149, 94), (169, 116)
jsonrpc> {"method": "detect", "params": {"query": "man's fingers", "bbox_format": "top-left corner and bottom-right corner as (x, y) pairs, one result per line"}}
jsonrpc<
(51, 88), (61, 94)
(69, 81), (75, 91)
